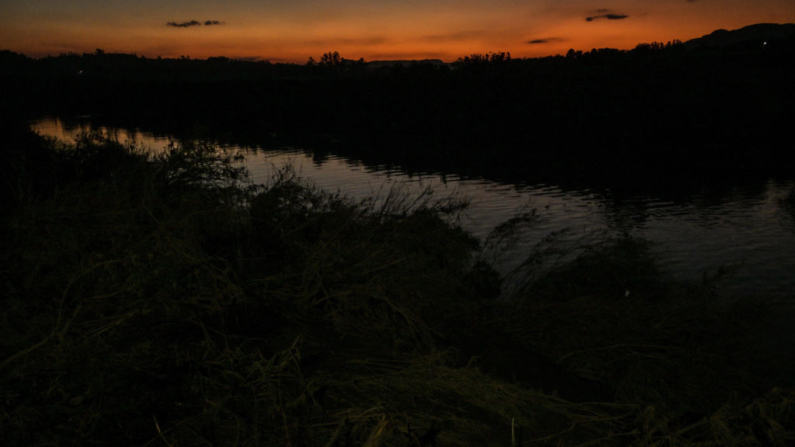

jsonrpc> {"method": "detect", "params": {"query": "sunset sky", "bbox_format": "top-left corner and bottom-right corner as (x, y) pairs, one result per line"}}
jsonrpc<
(1, 0), (794, 63)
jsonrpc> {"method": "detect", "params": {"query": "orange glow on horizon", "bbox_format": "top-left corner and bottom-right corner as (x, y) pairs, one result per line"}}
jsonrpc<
(1, 0), (793, 63)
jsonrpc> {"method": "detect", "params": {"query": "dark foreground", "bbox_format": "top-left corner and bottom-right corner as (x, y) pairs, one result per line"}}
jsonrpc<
(1, 123), (794, 446)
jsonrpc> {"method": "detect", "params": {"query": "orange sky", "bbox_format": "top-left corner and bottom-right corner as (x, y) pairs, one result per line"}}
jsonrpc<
(1, 0), (793, 62)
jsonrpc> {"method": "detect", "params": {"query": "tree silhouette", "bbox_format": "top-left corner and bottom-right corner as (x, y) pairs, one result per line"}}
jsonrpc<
(319, 51), (342, 67)
(454, 51), (511, 66)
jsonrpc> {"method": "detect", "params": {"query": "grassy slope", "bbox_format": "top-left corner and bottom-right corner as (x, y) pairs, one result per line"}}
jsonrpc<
(1, 126), (793, 446)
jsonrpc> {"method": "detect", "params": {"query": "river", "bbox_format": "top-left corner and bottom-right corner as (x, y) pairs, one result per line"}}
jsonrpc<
(31, 116), (795, 299)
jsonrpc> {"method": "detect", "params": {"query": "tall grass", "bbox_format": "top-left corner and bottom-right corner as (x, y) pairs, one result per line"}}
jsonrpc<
(1, 127), (793, 446)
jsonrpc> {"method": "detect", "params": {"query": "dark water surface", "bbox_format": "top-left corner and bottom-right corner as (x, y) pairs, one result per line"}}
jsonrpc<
(32, 116), (795, 299)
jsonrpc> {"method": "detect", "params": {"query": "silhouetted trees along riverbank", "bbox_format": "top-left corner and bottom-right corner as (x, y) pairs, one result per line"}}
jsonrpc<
(3, 25), (795, 181)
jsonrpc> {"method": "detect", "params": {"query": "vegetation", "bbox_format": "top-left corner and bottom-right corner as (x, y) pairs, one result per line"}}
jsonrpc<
(1, 125), (793, 446)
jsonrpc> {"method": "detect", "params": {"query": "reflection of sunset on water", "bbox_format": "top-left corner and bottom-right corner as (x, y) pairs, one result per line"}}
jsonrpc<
(2, 1), (793, 62)
(33, 117), (175, 153)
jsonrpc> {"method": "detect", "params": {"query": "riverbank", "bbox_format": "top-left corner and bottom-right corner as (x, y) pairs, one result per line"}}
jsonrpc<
(1, 125), (793, 445)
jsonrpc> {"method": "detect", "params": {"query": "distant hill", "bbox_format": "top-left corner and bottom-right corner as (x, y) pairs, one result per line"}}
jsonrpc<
(684, 23), (795, 49)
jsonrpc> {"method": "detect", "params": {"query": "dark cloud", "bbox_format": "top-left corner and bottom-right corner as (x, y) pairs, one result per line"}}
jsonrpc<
(167, 20), (201, 28)
(167, 20), (225, 28)
(585, 13), (629, 22)
(528, 37), (563, 44)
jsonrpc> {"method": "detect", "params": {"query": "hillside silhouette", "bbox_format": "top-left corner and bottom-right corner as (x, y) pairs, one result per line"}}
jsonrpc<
(684, 23), (795, 49)
(3, 23), (795, 184)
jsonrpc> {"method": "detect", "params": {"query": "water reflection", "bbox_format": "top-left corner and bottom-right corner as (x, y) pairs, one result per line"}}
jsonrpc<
(30, 116), (795, 298)
(35, 115), (176, 153)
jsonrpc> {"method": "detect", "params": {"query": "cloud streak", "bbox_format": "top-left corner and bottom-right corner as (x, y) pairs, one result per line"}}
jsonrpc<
(528, 37), (564, 44)
(167, 20), (201, 28)
(167, 20), (224, 28)
(585, 13), (629, 22)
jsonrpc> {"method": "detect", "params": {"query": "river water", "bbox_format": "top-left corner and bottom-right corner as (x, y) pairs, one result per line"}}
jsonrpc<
(31, 116), (795, 299)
